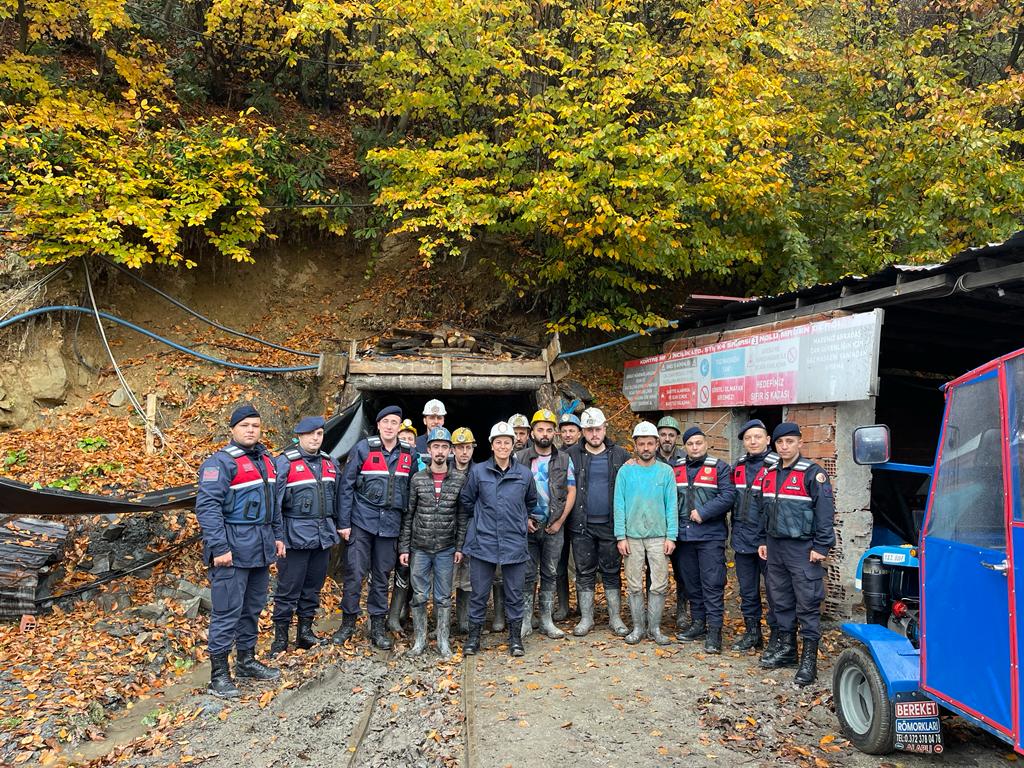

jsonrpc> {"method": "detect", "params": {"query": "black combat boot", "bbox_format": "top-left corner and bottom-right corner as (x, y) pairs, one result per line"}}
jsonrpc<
(762, 625), (781, 657)
(296, 617), (321, 649)
(331, 613), (357, 645)
(704, 625), (722, 654)
(675, 586), (691, 632)
(732, 618), (764, 651)
(760, 630), (798, 669)
(793, 638), (819, 686)
(370, 615), (394, 650)
(677, 617), (706, 642)
(234, 648), (280, 680)
(508, 623), (525, 657)
(465, 622), (483, 655)
(208, 652), (241, 698)
(270, 622), (290, 656)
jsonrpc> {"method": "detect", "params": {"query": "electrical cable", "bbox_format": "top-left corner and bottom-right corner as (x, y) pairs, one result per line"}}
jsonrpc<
(559, 320), (679, 359)
(99, 257), (318, 358)
(0, 306), (320, 373)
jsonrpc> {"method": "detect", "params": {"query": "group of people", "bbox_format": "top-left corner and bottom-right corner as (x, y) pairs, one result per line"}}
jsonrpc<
(194, 399), (835, 699)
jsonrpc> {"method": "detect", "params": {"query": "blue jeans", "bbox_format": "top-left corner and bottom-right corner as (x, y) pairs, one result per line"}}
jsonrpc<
(410, 547), (456, 609)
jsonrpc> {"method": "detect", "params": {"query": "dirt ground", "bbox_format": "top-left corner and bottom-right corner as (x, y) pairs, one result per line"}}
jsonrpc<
(65, 595), (1012, 768)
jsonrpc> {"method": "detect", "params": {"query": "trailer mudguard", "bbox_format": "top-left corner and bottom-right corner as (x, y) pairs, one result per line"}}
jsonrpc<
(841, 622), (921, 698)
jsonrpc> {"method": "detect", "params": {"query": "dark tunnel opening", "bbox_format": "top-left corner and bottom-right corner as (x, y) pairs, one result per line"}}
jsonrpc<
(360, 389), (540, 461)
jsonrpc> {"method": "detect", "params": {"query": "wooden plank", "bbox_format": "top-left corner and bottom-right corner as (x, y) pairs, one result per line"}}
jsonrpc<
(349, 375), (546, 392)
(548, 358), (571, 383)
(349, 359), (549, 377)
(542, 332), (561, 363)
(442, 356), (452, 390)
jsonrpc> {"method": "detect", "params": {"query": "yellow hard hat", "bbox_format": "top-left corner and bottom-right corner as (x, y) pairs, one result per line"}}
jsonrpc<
(531, 409), (558, 426)
(451, 427), (476, 445)
(398, 418), (417, 437)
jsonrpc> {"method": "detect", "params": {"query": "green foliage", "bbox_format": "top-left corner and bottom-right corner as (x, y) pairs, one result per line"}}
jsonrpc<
(3, 449), (27, 467)
(76, 436), (110, 452)
(0, 0), (1022, 329)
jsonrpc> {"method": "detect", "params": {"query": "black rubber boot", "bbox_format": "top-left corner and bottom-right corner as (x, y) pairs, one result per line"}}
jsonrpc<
(269, 622), (290, 656)
(234, 648), (280, 681)
(455, 589), (470, 635)
(370, 615), (394, 650)
(760, 630), (798, 669)
(386, 576), (410, 634)
(331, 613), (357, 645)
(677, 617), (706, 642)
(207, 652), (241, 698)
(732, 618), (764, 651)
(509, 623), (525, 657)
(794, 638), (819, 686)
(553, 573), (571, 622)
(704, 626), (722, 654)
(296, 617), (320, 649)
(465, 622), (483, 655)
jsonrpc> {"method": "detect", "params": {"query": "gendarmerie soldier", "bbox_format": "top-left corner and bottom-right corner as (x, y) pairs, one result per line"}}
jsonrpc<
(757, 422), (836, 686)
(673, 426), (736, 654)
(334, 405), (414, 649)
(729, 419), (777, 652)
(195, 404), (285, 698)
(270, 416), (341, 655)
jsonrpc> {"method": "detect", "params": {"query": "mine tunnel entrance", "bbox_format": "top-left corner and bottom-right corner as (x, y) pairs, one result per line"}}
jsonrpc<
(360, 390), (540, 461)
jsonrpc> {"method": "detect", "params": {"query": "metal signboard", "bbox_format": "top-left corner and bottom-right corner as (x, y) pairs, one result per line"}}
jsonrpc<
(893, 692), (944, 754)
(622, 310), (884, 412)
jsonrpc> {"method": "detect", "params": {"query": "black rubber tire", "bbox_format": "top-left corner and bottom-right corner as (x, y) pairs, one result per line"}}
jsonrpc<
(833, 645), (896, 755)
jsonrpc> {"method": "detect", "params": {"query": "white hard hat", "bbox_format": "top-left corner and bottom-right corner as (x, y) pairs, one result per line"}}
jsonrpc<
(508, 413), (530, 429)
(489, 421), (516, 442)
(423, 399), (447, 416)
(580, 407), (606, 428)
(632, 421), (658, 439)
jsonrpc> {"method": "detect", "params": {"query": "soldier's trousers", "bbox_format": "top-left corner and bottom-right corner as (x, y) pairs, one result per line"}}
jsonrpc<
(766, 536), (825, 641)
(208, 564), (269, 655)
(273, 547), (330, 623)
(675, 540), (726, 628)
(734, 550), (776, 626)
(341, 524), (398, 618)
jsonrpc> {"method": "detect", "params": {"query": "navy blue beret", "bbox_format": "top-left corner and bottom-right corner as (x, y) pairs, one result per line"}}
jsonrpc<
(294, 415), (325, 434)
(376, 405), (403, 423)
(229, 403), (260, 427)
(772, 421), (802, 440)
(682, 426), (705, 443)
(737, 419), (767, 439)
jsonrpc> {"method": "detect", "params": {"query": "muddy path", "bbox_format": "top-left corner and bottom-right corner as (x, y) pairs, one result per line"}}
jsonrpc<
(74, 608), (1011, 768)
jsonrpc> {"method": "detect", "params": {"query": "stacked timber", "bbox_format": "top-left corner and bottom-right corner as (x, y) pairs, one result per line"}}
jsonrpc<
(0, 518), (69, 620)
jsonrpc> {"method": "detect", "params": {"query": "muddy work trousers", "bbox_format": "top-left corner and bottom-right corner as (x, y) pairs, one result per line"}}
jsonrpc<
(572, 521), (621, 591)
(208, 564), (270, 656)
(525, 527), (564, 592)
(624, 538), (668, 596)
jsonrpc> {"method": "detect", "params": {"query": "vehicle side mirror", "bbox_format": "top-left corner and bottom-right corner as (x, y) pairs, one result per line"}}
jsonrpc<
(853, 425), (891, 465)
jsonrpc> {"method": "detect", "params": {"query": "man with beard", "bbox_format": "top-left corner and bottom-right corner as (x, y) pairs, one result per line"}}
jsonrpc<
(516, 409), (576, 640)
(566, 407), (631, 637)
(399, 428), (469, 659)
(614, 421), (677, 645)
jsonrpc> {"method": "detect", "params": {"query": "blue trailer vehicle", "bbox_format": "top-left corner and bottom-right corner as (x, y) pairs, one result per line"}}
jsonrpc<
(835, 347), (1024, 756)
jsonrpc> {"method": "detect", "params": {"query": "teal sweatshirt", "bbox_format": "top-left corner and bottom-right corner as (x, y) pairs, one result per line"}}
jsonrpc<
(613, 461), (678, 540)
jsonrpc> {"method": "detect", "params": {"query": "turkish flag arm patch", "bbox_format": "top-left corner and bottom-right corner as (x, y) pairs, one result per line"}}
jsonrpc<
(202, 467), (220, 483)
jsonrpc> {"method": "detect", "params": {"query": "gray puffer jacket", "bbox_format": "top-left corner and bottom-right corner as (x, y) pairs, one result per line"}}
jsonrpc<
(399, 467), (470, 554)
